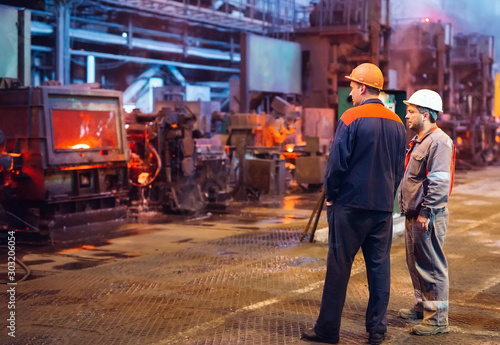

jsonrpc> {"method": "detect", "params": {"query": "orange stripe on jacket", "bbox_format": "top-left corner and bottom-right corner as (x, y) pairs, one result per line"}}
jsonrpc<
(449, 143), (456, 196)
(341, 103), (403, 126)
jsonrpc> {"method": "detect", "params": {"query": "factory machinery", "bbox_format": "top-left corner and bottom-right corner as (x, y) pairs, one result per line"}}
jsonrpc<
(126, 104), (231, 214)
(0, 83), (129, 239)
(293, 0), (499, 165)
(390, 20), (499, 166)
(0, 82), (232, 237)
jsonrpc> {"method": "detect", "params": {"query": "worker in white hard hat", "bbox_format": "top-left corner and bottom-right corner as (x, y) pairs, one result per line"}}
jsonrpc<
(398, 89), (456, 336)
(302, 63), (407, 345)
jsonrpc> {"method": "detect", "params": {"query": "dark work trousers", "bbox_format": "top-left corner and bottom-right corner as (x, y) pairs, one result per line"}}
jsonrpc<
(404, 208), (449, 325)
(314, 203), (393, 340)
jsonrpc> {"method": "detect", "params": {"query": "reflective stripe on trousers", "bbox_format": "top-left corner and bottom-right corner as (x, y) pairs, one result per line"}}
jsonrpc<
(404, 209), (449, 325)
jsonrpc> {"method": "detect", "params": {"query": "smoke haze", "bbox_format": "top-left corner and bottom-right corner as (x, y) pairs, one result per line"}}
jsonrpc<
(391, 0), (500, 70)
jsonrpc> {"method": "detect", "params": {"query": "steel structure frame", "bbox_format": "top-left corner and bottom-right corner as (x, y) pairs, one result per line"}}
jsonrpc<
(97, 0), (303, 34)
(292, 0), (391, 112)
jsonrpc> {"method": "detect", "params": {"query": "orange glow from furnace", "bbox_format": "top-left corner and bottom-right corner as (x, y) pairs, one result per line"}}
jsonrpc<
(59, 164), (107, 171)
(496, 135), (500, 143)
(60, 244), (96, 253)
(52, 109), (118, 150)
(457, 137), (463, 145)
(286, 144), (295, 153)
(283, 196), (297, 210)
(72, 144), (90, 149)
(4, 153), (21, 157)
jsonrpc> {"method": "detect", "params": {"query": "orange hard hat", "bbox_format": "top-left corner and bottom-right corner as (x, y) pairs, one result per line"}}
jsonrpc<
(345, 63), (384, 90)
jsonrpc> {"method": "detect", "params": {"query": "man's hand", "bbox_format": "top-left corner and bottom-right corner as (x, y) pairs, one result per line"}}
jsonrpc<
(416, 215), (430, 232)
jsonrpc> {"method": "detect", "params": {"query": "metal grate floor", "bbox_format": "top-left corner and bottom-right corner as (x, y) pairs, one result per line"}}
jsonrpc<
(2, 176), (500, 345)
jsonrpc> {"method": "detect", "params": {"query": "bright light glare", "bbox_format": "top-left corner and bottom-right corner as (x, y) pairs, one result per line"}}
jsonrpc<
(72, 144), (90, 150)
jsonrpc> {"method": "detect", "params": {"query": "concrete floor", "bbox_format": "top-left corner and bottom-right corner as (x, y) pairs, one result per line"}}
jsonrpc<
(1, 167), (500, 344)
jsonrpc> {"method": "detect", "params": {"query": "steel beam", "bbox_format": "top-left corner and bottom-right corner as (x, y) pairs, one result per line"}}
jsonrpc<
(167, 66), (187, 87)
(99, 0), (271, 33)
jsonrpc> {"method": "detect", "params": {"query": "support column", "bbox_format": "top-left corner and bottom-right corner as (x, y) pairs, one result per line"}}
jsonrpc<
(437, 26), (445, 97)
(17, 9), (31, 86)
(56, 1), (70, 84)
(86, 55), (95, 83)
(239, 33), (249, 113)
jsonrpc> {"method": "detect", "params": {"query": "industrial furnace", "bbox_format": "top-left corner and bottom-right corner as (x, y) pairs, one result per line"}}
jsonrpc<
(0, 85), (129, 237)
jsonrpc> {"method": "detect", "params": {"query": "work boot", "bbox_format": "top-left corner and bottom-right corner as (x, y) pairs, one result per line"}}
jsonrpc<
(398, 308), (423, 319)
(411, 324), (450, 336)
(301, 328), (339, 344)
(368, 332), (386, 344)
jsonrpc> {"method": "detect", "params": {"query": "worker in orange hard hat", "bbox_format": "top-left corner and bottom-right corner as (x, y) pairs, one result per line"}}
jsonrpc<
(302, 63), (406, 345)
(345, 63), (385, 106)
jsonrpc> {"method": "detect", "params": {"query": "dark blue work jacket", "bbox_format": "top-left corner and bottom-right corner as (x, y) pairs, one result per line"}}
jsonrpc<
(324, 99), (407, 212)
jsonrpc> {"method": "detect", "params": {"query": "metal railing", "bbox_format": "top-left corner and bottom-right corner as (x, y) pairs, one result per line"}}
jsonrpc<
(293, 0), (388, 31)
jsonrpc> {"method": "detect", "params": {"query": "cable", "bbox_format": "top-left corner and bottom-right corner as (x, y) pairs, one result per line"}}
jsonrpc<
(13, 257), (31, 283)
(131, 141), (162, 188)
(4, 211), (41, 233)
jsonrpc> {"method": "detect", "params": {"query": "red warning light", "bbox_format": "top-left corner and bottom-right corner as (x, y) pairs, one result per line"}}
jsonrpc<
(424, 17), (431, 23)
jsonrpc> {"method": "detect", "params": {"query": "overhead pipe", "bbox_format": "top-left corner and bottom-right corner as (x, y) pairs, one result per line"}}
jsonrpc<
(31, 21), (241, 62)
(194, 81), (230, 88)
(31, 21), (53, 35)
(122, 65), (162, 104)
(70, 16), (239, 50)
(70, 50), (240, 73)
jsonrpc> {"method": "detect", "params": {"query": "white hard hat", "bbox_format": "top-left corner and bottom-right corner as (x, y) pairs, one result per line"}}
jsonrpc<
(403, 89), (443, 113)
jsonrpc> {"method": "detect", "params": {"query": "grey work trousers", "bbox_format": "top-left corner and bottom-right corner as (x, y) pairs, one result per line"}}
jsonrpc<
(404, 208), (449, 325)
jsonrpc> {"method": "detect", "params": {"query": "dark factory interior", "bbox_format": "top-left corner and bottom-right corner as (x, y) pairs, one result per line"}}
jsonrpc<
(0, 1), (499, 344)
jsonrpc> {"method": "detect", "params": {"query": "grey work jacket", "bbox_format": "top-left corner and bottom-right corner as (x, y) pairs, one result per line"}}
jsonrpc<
(398, 127), (455, 219)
